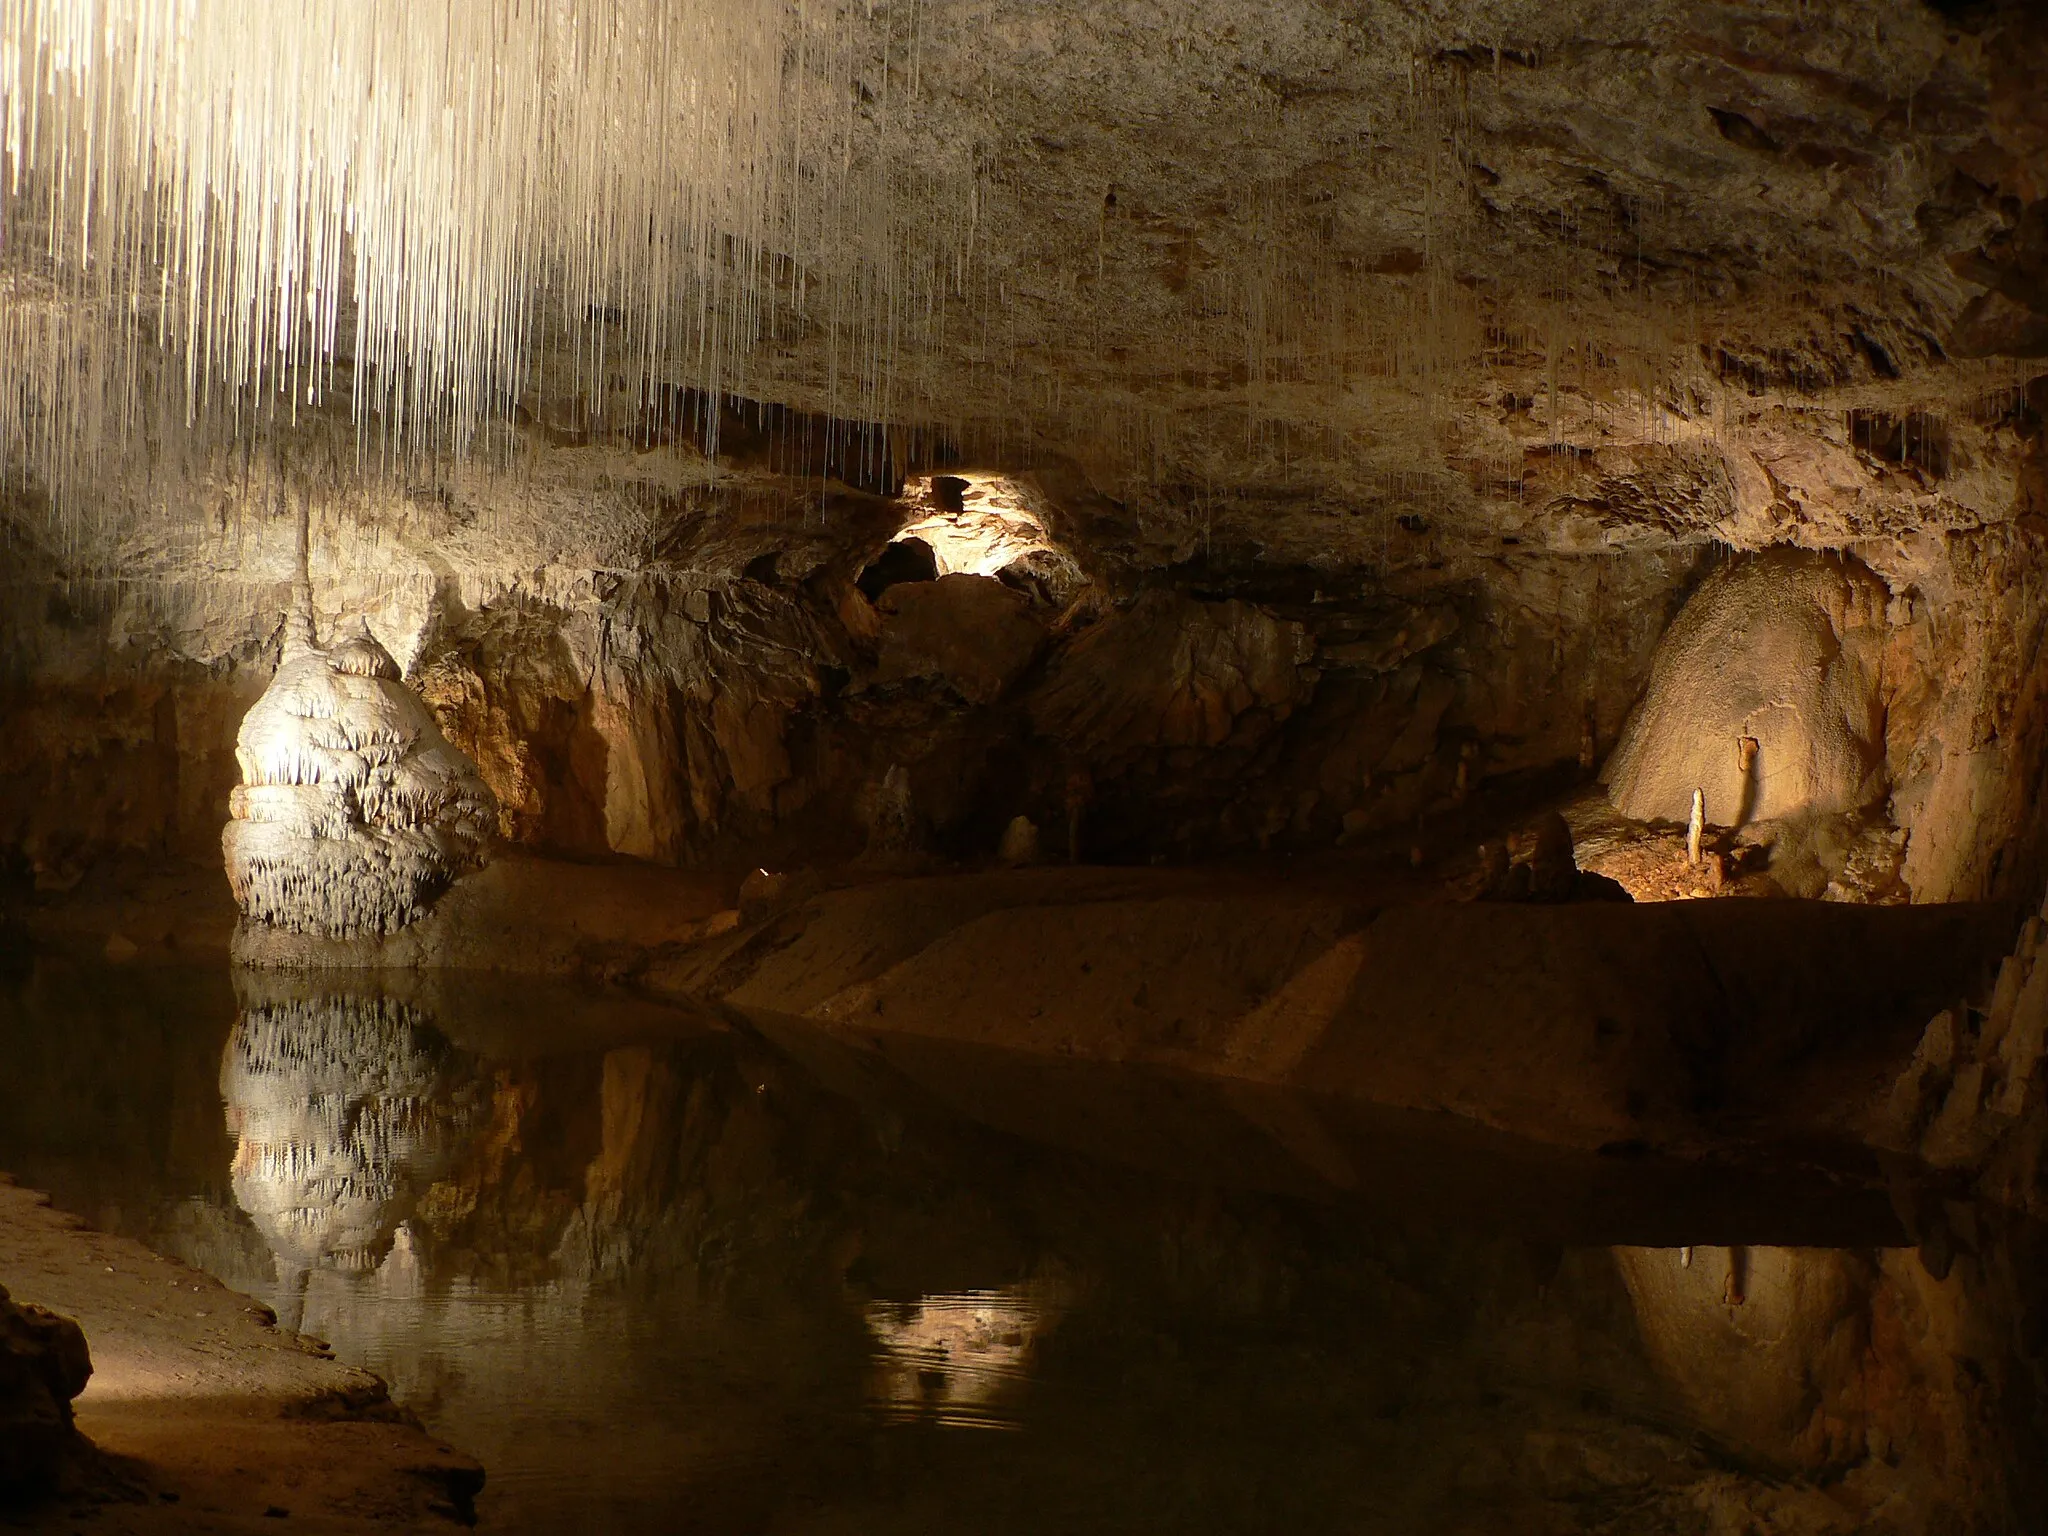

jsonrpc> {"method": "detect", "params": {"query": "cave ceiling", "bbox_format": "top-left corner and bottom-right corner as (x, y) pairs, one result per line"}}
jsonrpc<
(0, 0), (2044, 573)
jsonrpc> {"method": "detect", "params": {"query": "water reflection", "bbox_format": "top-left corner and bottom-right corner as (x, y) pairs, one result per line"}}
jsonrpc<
(1, 954), (2045, 1533)
(864, 1283), (1063, 1429)
(222, 992), (482, 1328)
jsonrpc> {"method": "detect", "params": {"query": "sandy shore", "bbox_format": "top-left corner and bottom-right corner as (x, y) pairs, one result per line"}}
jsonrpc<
(0, 1177), (480, 1533)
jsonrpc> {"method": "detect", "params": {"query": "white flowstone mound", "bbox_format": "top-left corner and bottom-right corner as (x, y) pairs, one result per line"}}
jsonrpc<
(223, 619), (497, 937)
(1603, 550), (1888, 827)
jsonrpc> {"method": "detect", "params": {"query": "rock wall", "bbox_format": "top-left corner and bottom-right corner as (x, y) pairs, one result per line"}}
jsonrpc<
(0, 464), (1694, 882)
(3, 383), (2048, 901)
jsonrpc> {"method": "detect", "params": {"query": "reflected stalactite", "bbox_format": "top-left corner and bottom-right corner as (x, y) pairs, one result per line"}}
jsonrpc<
(221, 991), (483, 1331)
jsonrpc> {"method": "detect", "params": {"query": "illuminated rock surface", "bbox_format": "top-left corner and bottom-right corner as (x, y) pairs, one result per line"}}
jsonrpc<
(1603, 551), (1891, 827)
(222, 622), (496, 937)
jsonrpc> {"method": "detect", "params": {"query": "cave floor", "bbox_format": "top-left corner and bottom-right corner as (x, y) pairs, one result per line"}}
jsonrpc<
(0, 1177), (480, 1533)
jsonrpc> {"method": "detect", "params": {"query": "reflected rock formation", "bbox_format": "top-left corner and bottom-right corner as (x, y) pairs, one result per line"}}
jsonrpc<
(1613, 1245), (1877, 1470)
(1613, 1237), (2048, 1529)
(223, 616), (496, 937)
(864, 1283), (1063, 1429)
(222, 991), (482, 1328)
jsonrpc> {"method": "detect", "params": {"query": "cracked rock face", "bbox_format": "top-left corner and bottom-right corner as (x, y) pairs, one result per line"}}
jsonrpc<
(222, 623), (497, 938)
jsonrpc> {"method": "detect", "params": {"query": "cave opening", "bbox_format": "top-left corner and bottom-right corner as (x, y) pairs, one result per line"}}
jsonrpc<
(5, 2), (2048, 1532)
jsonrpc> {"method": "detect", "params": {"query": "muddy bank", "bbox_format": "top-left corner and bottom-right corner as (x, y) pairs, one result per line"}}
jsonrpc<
(0, 1177), (479, 1533)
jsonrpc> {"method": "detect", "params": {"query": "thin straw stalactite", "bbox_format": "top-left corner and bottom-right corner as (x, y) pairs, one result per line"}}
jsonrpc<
(0, 0), (921, 529)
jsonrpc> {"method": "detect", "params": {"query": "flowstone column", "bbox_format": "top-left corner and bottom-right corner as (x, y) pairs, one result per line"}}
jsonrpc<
(222, 607), (497, 939)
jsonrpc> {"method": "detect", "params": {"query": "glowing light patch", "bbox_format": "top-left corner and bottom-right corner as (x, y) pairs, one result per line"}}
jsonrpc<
(863, 1284), (1060, 1430)
(894, 474), (1065, 579)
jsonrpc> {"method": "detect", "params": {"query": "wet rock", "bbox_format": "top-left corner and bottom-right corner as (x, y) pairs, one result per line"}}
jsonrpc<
(0, 1282), (91, 1497)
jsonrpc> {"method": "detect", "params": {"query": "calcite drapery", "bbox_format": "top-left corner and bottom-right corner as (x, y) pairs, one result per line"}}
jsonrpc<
(223, 619), (496, 937)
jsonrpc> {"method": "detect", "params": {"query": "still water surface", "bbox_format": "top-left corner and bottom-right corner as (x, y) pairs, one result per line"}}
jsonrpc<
(0, 954), (2031, 1532)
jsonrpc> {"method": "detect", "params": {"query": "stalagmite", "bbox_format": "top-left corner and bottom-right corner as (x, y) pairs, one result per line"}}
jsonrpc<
(222, 611), (497, 939)
(998, 815), (1042, 866)
(1686, 788), (1706, 869)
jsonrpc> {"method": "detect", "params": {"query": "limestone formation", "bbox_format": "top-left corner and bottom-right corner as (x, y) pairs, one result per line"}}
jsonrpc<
(998, 815), (1042, 866)
(1604, 552), (1890, 828)
(223, 619), (497, 937)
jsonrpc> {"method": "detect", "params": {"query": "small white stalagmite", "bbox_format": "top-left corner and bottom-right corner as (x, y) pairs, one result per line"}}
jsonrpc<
(1686, 788), (1706, 869)
(222, 613), (496, 939)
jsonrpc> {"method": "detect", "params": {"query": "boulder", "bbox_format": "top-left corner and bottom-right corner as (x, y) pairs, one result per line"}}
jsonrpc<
(875, 574), (1045, 704)
(0, 1283), (91, 1497)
